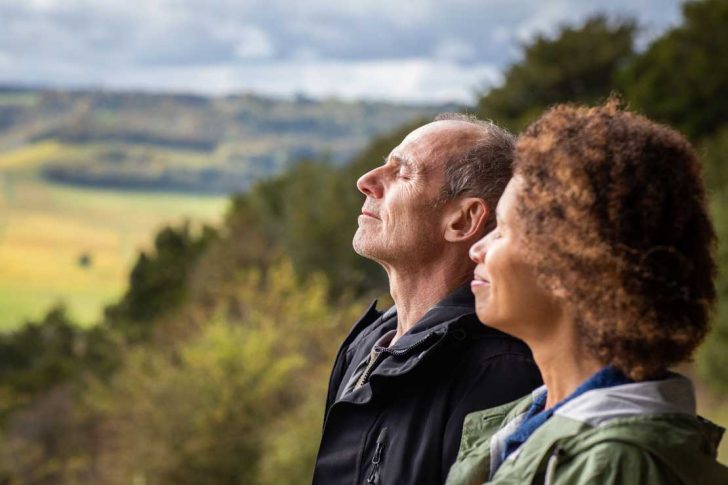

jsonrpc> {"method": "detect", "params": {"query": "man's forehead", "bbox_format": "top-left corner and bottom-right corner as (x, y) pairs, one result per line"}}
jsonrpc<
(391, 120), (481, 167)
(410, 119), (482, 139)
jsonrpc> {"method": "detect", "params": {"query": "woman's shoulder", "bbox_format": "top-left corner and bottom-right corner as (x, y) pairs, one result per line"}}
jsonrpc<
(482, 413), (727, 484)
(445, 393), (535, 485)
(551, 439), (682, 484)
(460, 393), (534, 449)
(549, 414), (728, 485)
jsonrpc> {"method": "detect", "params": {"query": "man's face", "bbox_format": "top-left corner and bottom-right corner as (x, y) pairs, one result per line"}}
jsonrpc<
(352, 121), (474, 266)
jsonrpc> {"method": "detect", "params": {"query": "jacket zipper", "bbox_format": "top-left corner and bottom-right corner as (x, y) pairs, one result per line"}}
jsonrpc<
(357, 332), (441, 387)
(543, 445), (563, 485)
(367, 427), (388, 484)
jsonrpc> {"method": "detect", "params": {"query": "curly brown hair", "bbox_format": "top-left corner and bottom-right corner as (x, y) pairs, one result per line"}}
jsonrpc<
(513, 101), (717, 380)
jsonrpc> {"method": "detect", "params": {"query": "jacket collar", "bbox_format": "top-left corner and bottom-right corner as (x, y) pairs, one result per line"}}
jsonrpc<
(346, 284), (476, 353)
(388, 284), (475, 348)
(337, 285), (477, 405)
(492, 374), (715, 481)
(554, 373), (696, 426)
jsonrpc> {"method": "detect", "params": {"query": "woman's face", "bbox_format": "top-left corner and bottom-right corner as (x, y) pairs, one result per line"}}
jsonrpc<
(469, 177), (562, 339)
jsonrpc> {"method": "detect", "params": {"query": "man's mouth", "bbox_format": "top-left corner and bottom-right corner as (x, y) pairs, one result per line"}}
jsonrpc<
(361, 210), (380, 220)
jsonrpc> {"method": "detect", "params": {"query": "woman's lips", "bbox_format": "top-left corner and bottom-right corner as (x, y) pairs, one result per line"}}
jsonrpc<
(471, 273), (490, 288)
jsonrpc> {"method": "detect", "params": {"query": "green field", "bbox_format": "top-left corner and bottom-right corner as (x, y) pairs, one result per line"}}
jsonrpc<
(0, 142), (228, 329)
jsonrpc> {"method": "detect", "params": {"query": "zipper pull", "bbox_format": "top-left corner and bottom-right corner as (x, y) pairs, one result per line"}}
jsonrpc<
(367, 427), (387, 484)
(366, 467), (379, 484)
(544, 446), (563, 485)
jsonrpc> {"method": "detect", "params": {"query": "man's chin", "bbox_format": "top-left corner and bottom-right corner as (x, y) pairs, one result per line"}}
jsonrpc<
(352, 241), (375, 258)
(352, 238), (386, 262)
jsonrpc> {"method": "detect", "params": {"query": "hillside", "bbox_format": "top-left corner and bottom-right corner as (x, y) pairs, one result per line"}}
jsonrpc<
(0, 87), (445, 194)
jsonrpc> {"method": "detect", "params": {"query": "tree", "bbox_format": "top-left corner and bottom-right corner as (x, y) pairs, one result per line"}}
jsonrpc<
(0, 305), (82, 416)
(699, 189), (728, 392)
(477, 16), (637, 132)
(620, 0), (728, 140)
(697, 129), (728, 390)
(104, 222), (217, 341)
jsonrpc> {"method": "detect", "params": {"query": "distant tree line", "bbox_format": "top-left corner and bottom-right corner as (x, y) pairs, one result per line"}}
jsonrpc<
(41, 164), (256, 196)
(33, 127), (220, 152)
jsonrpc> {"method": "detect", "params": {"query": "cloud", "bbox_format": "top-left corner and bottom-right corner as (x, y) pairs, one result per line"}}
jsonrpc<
(12, 58), (499, 104)
(433, 38), (476, 63)
(227, 26), (276, 60)
(0, 0), (685, 102)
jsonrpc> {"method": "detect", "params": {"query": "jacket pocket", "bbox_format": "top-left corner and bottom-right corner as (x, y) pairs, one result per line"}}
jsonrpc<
(366, 427), (388, 484)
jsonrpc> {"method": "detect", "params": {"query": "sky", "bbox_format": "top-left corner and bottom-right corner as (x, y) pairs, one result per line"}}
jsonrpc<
(0, 0), (685, 104)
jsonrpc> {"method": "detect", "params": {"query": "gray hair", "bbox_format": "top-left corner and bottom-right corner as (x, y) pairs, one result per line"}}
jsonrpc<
(434, 112), (516, 233)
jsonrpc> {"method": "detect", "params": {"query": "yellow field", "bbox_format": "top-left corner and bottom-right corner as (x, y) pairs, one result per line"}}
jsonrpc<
(0, 140), (71, 170)
(0, 143), (229, 329)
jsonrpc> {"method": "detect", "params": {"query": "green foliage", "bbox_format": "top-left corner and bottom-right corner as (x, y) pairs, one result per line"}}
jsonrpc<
(0, 305), (113, 421)
(620, 0), (728, 140)
(698, 126), (728, 390)
(0, 306), (121, 484)
(690, 114), (728, 392)
(700, 126), (728, 192)
(105, 222), (218, 341)
(477, 16), (636, 131)
(699, 190), (728, 392)
(83, 260), (358, 485)
(0, 384), (99, 485)
(0, 306), (79, 396)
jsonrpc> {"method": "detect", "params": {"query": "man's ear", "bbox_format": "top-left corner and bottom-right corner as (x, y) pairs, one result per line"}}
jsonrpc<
(443, 197), (488, 243)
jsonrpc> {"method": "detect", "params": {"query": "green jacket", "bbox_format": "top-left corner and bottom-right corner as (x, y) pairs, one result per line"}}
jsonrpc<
(446, 374), (728, 485)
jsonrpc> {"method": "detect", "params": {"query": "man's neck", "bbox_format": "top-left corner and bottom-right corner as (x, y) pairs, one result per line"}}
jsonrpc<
(386, 257), (473, 345)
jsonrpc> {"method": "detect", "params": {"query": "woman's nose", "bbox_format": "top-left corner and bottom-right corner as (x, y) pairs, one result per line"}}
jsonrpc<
(469, 234), (489, 263)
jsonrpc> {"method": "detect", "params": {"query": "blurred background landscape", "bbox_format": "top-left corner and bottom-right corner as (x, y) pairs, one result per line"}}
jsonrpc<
(0, 0), (727, 483)
(0, 89), (439, 326)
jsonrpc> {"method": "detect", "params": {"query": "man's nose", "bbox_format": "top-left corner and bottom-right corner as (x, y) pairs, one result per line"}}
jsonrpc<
(356, 167), (384, 198)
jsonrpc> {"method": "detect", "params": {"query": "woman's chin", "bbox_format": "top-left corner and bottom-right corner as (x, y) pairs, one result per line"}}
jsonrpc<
(474, 303), (496, 327)
(475, 303), (513, 335)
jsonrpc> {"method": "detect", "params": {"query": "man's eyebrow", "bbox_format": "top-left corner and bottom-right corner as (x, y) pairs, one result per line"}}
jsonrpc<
(387, 154), (417, 170)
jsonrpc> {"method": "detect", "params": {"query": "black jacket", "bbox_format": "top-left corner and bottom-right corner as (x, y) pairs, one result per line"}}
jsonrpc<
(312, 286), (543, 485)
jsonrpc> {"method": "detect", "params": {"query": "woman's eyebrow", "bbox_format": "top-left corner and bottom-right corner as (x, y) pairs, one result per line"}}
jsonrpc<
(495, 207), (507, 225)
